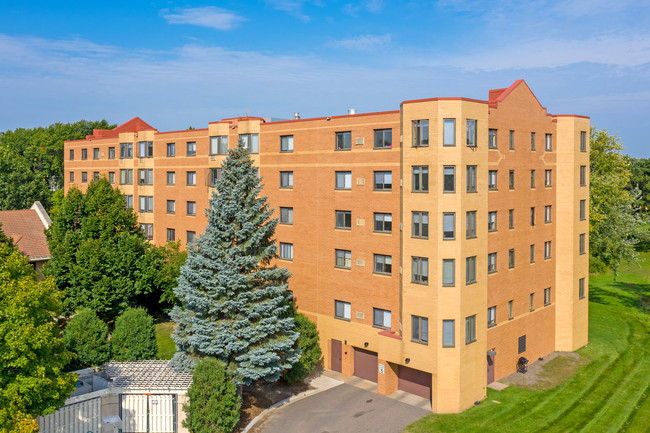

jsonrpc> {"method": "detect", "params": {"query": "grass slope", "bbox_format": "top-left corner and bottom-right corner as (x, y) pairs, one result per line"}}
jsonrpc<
(405, 253), (650, 433)
(155, 321), (176, 360)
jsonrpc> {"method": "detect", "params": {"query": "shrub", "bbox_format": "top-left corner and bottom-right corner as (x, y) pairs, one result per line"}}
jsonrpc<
(183, 358), (241, 433)
(63, 309), (111, 369)
(111, 308), (157, 361)
(282, 313), (322, 385)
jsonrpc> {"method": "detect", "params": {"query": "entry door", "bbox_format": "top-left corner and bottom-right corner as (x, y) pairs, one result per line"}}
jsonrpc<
(353, 347), (378, 383)
(487, 355), (495, 384)
(331, 339), (342, 372)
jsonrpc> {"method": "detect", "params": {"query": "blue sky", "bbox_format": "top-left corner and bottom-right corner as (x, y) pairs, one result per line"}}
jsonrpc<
(1, 1), (649, 156)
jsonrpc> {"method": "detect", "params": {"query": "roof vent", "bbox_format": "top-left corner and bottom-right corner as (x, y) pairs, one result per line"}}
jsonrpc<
(294, 112), (301, 119)
(348, 109), (356, 115)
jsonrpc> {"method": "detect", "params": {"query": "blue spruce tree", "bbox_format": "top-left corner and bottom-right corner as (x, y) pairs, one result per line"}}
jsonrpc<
(169, 143), (300, 385)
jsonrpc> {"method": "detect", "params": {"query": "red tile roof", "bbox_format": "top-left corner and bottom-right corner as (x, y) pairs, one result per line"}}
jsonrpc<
(0, 209), (51, 260)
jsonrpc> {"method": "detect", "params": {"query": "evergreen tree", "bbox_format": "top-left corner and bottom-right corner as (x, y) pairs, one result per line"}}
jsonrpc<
(63, 309), (111, 369)
(111, 308), (157, 361)
(170, 144), (299, 385)
(282, 312), (322, 385)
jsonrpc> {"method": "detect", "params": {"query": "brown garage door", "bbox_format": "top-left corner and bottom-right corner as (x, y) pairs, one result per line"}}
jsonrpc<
(353, 347), (378, 383)
(398, 365), (432, 400)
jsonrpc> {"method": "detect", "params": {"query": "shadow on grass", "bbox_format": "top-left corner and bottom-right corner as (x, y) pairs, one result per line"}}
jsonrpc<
(589, 280), (650, 313)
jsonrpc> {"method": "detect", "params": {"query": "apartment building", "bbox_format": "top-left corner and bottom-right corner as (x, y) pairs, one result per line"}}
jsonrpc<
(64, 80), (589, 413)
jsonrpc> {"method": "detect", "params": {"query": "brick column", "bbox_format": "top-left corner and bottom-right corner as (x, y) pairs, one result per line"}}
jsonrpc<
(342, 343), (354, 377)
(377, 360), (398, 396)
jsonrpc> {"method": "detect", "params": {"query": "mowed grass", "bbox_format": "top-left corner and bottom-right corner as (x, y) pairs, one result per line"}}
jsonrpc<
(405, 253), (650, 433)
(155, 321), (176, 360)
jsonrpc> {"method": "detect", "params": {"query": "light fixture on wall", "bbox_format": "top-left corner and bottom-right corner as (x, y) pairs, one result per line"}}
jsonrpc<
(405, 358), (410, 364)
(364, 342), (369, 348)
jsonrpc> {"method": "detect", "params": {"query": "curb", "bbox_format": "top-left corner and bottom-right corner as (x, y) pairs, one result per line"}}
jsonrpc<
(241, 381), (343, 433)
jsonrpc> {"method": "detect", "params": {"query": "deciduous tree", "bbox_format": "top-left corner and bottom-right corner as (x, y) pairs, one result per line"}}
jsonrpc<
(62, 309), (111, 369)
(111, 308), (157, 361)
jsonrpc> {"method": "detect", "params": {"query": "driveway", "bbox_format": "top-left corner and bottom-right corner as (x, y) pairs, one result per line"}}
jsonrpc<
(251, 383), (429, 433)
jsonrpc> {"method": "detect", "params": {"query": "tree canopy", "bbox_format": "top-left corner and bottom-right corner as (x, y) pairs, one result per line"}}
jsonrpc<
(170, 143), (299, 385)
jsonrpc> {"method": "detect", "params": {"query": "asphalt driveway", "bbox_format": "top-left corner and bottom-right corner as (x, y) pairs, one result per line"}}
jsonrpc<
(252, 383), (429, 433)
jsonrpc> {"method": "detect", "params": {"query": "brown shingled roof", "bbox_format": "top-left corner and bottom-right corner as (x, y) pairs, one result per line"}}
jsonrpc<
(0, 209), (51, 260)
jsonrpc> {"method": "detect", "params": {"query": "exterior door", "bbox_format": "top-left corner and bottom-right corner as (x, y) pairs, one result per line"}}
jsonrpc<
(487, 354), (495, 384)
(121, 394), (177, 433)
(331, 339), (342, 372)
(398, 366), (432, 400)
(353, 347), (378, 383)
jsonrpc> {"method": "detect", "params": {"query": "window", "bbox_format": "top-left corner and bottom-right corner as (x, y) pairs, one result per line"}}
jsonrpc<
(413, 120), (429, 147)
(167, 142), (175, 157)
(530, 207), (536, 226)
(488, 211), (497, 232)
(508, 300), (513, 319)
(108, 147), (115, 159)
(240, 134), (259, 154)
(138, 169), (153, 185)
(579, 233), (586, 254)
(443, 259), (455, 286)
(120, 142), (133, 159)
(509, 170), (515, 190)
(545, 133), (552, 151)
(465, 315), (477, 344)
(580, 199), (586, 220)
(335, 300), (351, 320)
(120, 169), (133, 185)
(544, 288), (551, 306)
(69, 149), (74, 160)
(209, 168), (222, 187)
(544, 241), (552, 259)
(442, 320), (455, 347)
(167, 228), (175, 241)
(166, 200), (175, 214)
(530, 169), (536, 188)
(280, 135), (294, 152)
(579, 278), (586, 299)
(335, 249), (351, 269)
(280, 242), (293, 260)
(488, 129), (497, 148)
(508, 249), (515, 269)
(335, 131), (351, 150)
(545, 169), (552, 187)
(373, 308), (391, 329)
(281, 171), (294, 188)
(335, 210), (351, 229)
(139, 196), (153, 213)
(530, 244), (535, 263)
(466, 211), (477, 239)
(186, 201), (196, 216)
(186, 171), (196, 186)
(509, 209), (514, 229)
(412, 257), (429, 284)
(509, 130), (515, 150)
(412, 211), (429, 239)
(163, 171), (174, 186)
(374, 129), (392, 148)
(580, 165), (587, 186)
(186, 141), (196, 156)
(529, 293), (535, 311)
(412, 316), (428, 344)
(488, 170), (497, 190)
(93, 172), (100, 181)
(443, 213), (455, 240)
(488, 253), (497, 273)
(466, 256), (477, 284)
(186, 231), (196, 244)
(335, 171), (351, 189)
(443, 166), (455, 193)
(531, 132), (536, 151)
(280, 207), (293, 224)
(141, 223), (153, 240)
(81, 149), (87, 160)
(139, 141), (153, 158)
(443, 118), (455, 146)
(374, 254), (392, 275)
(374, 213), (392, 233)
(580, 131), (587, 152)
(545, 205), (552, 223)
(488, 306), (496, 328)
(374, 171), (392, 191)
(466, 165), (477, 193)
(81, 172), (87, 183)
(412, 166), (429, 192)
(466, 119), (477, 147)
(108, 172), (115, 184)
(518, 335), (527, 354)
(210, 136), (229, 155)
(93, 148), (99, 160)
(124, 195), (133, 208)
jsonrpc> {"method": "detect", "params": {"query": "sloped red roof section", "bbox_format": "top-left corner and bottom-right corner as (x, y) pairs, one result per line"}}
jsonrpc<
(87, 117), (157, 139)
(488, 79), (546, 111)
(0, 209), (50, 260)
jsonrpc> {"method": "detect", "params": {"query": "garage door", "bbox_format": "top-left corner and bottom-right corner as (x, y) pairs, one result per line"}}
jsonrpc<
(398, 365), (432, 400)
(121, 394), (177, 433)
(353, 347), (378, 383)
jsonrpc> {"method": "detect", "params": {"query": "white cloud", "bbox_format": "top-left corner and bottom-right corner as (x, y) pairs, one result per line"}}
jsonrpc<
(264, 0), (312, 22)
(327, 34), (391, 50)
(162, 7), (245, 30)
(343, 0), (385, 15)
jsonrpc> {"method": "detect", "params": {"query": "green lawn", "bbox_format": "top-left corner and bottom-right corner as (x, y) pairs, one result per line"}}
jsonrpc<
(155, 321), (177, 360)
(405, 253), (650, 433)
